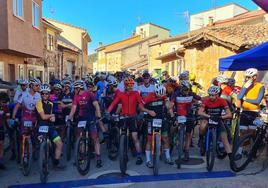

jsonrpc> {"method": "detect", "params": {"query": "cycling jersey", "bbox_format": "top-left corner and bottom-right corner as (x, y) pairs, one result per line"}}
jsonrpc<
(191, 82), (202, 94)
(60, 92), (74, 116)
(107, 91), (143, 117)
(18, 92), (41, 122)
(49, 94), (62, 114)
(201, 97), (229, 116)
(13, 89), (28, 103)
(73, 91), (96, 120)
(221, 85), (235, 102)
(143, 93), (167, 119)
(96, 80), (107, 100)
(171, 89), (201, 116)
(138, 84), (155, 98)
(36, 100), (53, 126)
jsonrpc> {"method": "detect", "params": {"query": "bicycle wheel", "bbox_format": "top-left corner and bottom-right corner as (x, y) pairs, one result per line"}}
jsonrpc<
(75, 136), (91, 175)
(14, 129), (21, 164)
(230, 134), (255, 172)
(22, 138), (32, 176)
(177, 125), (184, 169)
(65, 124), (72, 161)
(153, 134), (161, 176)
(119, 134), (128, 174)
(39, 141), (49, 183)
(206, 129), (216, 172)
(232, 117), (240, 149)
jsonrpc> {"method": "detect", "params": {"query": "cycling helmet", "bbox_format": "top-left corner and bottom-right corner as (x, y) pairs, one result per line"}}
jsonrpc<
(62, 79), (71, 87)
(208, 86), (220, 95)
(216, 75), (228, 84)
(40, 84), (51, 93)
(142, 72), (151, 78)
(179, 72), (189, 80)
(107, 76), (118, 86)
(136, 77), (144, 84)
(155, 84), (166, 96)
(18, 79), (28, 85)
(53, 83), (62, 90)
(189, 73), (196, 81)
(73, 80), (84, 89)
(180, 80), (191, 89)
(29, 78), (41, 85)
(245, 68), (258, 77)
(150, 78), (158, 85)
(124, 77), (134, 87)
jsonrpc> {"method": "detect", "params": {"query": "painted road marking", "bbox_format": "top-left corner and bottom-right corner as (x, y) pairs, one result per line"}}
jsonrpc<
(9, 171), (235, 188)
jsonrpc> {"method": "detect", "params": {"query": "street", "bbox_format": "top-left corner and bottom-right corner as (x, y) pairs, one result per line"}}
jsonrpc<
(2, 134), (268, 188)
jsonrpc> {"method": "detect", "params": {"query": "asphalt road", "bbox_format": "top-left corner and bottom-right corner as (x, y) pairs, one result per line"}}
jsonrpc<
(1, 135), (268, 188)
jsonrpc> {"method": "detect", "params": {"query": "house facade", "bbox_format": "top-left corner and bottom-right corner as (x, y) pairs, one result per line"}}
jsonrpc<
(0, 0), (43, 82)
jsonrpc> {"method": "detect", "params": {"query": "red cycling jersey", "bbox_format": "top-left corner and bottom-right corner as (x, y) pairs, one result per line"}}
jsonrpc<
(201, 97), (229, 116)
(107, 90), (143, 116)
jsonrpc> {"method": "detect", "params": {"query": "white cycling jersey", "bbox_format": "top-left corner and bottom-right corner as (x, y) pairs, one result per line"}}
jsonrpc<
(17, 91), (41, 111)
(138, 84), (155, 98)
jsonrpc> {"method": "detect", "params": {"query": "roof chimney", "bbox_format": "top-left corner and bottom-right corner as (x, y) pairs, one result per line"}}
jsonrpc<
(208, 16), (214, 27)
(132, 30), (136, 36)
(98, 42), (103, 47)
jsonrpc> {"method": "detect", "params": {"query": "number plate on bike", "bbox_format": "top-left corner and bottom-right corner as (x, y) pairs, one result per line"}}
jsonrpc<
(24, 121), (32, 127)
(78, 121), (87, 128)
(177, 116), (186, 123)
(39, 126), (49, 133)
(209, 119), (218, 125)
(152, 119), (162, 128)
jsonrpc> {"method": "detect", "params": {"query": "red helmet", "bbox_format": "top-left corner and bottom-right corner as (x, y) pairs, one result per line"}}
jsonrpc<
(124, 78), (134, 87)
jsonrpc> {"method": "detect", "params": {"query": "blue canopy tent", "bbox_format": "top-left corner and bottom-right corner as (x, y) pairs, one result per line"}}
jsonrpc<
(219, 41), (268, 71)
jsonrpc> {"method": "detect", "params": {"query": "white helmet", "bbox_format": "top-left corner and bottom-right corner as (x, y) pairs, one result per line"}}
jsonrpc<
(208, 86), (220, 95)
(179, 72), (189, 80)
(18, 79), (28, 85)
(107, 76), (118, 86)
(180, 80), (191, 89)
(73, 80), (84, 89)
(40, 84), (51, 93)
(216, 75), (228, 84)
(53, 83), (62, 90)
(29, 78), (41, 85)
(155, 84), (166, 96)
(245, 68), (258, 77)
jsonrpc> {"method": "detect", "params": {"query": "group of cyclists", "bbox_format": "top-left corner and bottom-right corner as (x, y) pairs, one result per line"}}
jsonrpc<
(0, 67), (267, 178)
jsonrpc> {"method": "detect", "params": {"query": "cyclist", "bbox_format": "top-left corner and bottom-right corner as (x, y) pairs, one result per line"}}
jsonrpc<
(36, 84), (65, 169)
(170, 80), (201, 161)
(68, 80), (103, 168)
(14, 79), (28, 103)
(161, 71), (170, 84)
(96, 73), (107, 102)
(107, 77), (156, 165)
(189, 73), (203, 94)
(198, 86), (233, 161)
(60, 80), (74, 122)
(143, 84), (174, 168)
(0, 93), (11, 169)
(237, 68), (265, 134)
(138, 72), (155, 98)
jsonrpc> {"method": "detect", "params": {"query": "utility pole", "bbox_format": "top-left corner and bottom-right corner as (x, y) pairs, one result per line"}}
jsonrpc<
(176, 11), (190, 36)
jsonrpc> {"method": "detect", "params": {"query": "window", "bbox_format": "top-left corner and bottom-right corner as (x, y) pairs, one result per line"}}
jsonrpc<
(47, 34), (54, 51)
(18, 65), (24, 79)
(13, 0), (24, 18)
(32, 1), (40, 28)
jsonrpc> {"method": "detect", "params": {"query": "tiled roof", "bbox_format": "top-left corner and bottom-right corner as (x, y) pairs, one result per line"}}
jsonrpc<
(214, 9), (266, 26)
(181, 24), (268, 51)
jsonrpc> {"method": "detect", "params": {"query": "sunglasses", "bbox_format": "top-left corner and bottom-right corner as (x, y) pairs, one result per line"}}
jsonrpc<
(34, 84), (40, 87)
(21, 84), (27, 87)
(245, 76), (252, 79)
(209, 94), (217, 97)
(41, 93), (49, 96)
(162, 74), (167, 76)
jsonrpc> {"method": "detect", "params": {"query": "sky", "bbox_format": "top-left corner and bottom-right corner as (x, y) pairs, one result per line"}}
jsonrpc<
(42, 0), (258, 53)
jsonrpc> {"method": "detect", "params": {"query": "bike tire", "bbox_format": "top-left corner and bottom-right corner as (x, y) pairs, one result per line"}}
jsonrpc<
(177, 125), (184, 169)
(39, 141), (49, 183)
(119, 134), (128, 174)
(22, 138), (32, 176)
(14, 130), (21, 164)
(66, 125), (72, 161)
(75, 136), (91, 175)
(153, 134), (161, 176)
(232, 117), (240, 149)
(230, 134), (256, 172)
(206, 129), (216, 172)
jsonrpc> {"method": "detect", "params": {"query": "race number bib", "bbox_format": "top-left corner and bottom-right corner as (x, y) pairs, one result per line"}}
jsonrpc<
(39, 126), (49, 133)
(24, 121), (33, 128)
(177, 116), (187, 123)
(78, 121), (87, 128)
(152, 119), (162, 128)
(209, 119), (218, 125)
